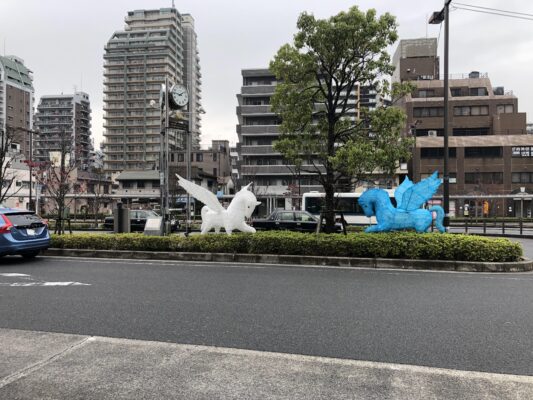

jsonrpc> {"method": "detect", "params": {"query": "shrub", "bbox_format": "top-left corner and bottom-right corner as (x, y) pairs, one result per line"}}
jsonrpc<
(50, 231), (523, 263)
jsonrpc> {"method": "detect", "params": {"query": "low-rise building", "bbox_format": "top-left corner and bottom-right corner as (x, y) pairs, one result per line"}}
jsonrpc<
(395, 37), (533, 217)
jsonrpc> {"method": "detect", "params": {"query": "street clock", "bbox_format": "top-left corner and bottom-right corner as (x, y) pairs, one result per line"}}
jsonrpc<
(170, 84), (189, 108)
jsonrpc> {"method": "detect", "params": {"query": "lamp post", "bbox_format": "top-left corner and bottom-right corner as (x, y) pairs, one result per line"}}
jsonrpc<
(429, 0), (452, 229)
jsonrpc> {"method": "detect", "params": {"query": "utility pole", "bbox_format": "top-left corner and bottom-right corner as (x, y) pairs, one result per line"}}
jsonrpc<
(429, 0), (452, 229)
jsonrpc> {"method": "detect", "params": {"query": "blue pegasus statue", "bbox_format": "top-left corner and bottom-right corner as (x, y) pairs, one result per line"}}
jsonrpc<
(358, 171), (445, 233)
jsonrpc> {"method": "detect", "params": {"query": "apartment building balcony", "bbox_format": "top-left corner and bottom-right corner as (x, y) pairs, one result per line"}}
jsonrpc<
(112, 188), (161, 198)
(241, 165), (325, 175)
(236, 105), (273, 115)
(241, 85), (276, 95)
(240, 145), (279, 155)
(237, 125), (280, 135)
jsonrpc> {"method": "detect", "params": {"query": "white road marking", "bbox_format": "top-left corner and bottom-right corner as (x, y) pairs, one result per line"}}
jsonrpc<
(0, 272), (90, 287)
(0, 281), (90, 287)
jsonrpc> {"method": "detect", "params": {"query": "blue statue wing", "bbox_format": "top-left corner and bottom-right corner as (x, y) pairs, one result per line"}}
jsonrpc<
(394, 176), (414, 208)
(398, 171), (442, 211)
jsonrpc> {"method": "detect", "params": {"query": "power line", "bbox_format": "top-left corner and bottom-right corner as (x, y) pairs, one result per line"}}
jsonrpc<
(453, 5), (533, 21)
(454, 2), (533, 18)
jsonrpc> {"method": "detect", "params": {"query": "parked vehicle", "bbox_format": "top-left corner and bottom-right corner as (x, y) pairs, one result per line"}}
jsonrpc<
(0, 208), (50, 258)
(302, 191), (396, 225)
(104, 210), (179, 232)
(251, 210), (342, 232)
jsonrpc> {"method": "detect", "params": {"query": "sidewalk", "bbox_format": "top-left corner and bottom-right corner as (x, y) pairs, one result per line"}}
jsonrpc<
(2, 328), (532, 399)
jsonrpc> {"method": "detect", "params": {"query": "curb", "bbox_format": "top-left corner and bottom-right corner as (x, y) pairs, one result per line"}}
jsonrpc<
(43, 248), (533, 273)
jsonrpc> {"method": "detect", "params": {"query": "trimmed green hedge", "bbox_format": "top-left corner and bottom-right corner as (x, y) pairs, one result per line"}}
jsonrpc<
(50, 231), (523, 262)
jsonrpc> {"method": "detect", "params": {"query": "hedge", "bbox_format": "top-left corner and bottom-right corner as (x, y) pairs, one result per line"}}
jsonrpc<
(50, 231), (523, 262)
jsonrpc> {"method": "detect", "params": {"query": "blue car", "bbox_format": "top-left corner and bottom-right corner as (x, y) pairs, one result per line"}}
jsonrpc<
(0, 208), (50, 258)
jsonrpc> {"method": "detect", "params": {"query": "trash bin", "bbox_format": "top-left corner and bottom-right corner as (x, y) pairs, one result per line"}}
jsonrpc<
(113, 203), (130, 233)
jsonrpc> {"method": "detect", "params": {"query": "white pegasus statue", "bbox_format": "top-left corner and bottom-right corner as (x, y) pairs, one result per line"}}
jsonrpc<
(177, 175), (261, 235)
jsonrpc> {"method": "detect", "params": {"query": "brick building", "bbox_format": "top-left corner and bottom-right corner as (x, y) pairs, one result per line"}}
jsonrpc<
(395, 38), (533, 217)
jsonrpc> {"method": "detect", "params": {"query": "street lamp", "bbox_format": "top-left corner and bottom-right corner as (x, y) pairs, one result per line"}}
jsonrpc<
(11, 126), (37, 211)
(429, 0), (452, 229)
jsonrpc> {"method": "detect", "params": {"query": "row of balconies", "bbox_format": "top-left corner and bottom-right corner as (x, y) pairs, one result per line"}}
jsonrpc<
(236, 105), (273, 115)
(240, 165), (326, 175)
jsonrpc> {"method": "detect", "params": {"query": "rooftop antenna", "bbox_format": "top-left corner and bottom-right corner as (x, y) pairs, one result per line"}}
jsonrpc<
(172, 0), (175, 8)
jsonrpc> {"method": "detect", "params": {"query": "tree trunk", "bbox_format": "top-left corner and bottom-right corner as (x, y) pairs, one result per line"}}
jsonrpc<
(324, 181), (336, 233)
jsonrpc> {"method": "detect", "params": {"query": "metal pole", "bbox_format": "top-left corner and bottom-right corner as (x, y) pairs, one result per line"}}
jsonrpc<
(29, 130), (33, 211)
(164, 78), (170, 235)
(185, 97), (192, 236)
(159, 81), (165, 229)
(443, 0), (451, 229)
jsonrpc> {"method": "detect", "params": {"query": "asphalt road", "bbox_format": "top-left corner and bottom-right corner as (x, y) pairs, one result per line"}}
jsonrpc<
(1, 256), (533, 376)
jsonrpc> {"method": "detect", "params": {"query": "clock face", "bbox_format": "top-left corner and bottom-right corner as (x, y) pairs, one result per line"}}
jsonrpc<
(171, 84), (189, 107)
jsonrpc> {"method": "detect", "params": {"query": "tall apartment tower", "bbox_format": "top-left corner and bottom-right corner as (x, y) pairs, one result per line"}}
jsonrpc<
(102, 7), (202, 173)
(182, 14), (202, 148)
(0, 55), (34, 160)
(35, 92), (92, 168)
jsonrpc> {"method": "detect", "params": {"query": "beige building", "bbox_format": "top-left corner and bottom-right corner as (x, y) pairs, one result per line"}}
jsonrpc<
(102, 7), (202, 174)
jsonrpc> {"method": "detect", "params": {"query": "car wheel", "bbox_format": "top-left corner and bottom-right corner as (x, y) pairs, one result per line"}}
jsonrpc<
(22, 250), (40, 259)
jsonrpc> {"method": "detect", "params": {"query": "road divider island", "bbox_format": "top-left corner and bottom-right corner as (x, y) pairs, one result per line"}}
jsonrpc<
(49, 232), (523, 266)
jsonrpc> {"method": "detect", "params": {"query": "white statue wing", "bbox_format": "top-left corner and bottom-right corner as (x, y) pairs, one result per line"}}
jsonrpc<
(176, 174), (224, 213)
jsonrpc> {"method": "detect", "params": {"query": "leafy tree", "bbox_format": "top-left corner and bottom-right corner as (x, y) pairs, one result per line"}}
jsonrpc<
(270, 6), (413, 232)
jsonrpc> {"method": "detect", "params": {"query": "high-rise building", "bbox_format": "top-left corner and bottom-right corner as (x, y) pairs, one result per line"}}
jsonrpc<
(182, 14), (202, 148)
(102, 7), (202, 174)
(236, 68), (388, 210)
(0, 55), (34, 160)
(35, 92), (92, 168)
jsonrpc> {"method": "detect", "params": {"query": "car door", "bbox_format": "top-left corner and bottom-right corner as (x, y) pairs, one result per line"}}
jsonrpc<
(130, 211), (141, 231)
(278, 212), (295, 230)
(295, 211), (318, 232)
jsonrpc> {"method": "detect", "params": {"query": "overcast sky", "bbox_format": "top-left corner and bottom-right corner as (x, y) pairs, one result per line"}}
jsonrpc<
(1, 0), (532, 148)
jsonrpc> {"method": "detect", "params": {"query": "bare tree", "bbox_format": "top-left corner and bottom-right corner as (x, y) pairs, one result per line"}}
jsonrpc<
(35, 129), (80, 234)
(0, 126), (26, 205)
(87, 167), (110, 227)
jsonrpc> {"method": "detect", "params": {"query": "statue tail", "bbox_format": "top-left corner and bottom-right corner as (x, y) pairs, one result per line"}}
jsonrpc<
(429, 206), (445, 233)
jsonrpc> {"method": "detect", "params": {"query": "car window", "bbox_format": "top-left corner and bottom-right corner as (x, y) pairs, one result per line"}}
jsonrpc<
(279, 212), (294, 221)
(295, 212), (315, 222)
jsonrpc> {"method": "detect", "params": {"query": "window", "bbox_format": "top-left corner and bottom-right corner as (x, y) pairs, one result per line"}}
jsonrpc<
(464, 172), (503, 184)
(417, 89), (435, 98)
(451, 88), (462, 97)
(122, 181), (131, 189)
(497, 104), (514, 114)
(213, 168), (217, 176)
(413, 107), (444, 118)
(453, 127), (490, 136)
(196, 153), (203, 162)
(511, 146), (533, 157)
(469, 87), (488, 96)
(464, 147), (502, 158)
(213, 153), (217, 161)
(420, 148), (457, 158)
(295, 212), (315, 222)
(137, 181), (145, 189)
(512, 172), (533, 183)
(453, 106), (489, 116)
(279, 212), (294, 221)
(178, 153), (184, 162)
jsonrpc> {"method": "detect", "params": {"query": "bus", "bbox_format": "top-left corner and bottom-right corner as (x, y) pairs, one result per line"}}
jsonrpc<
(302, 191), (395, 225)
